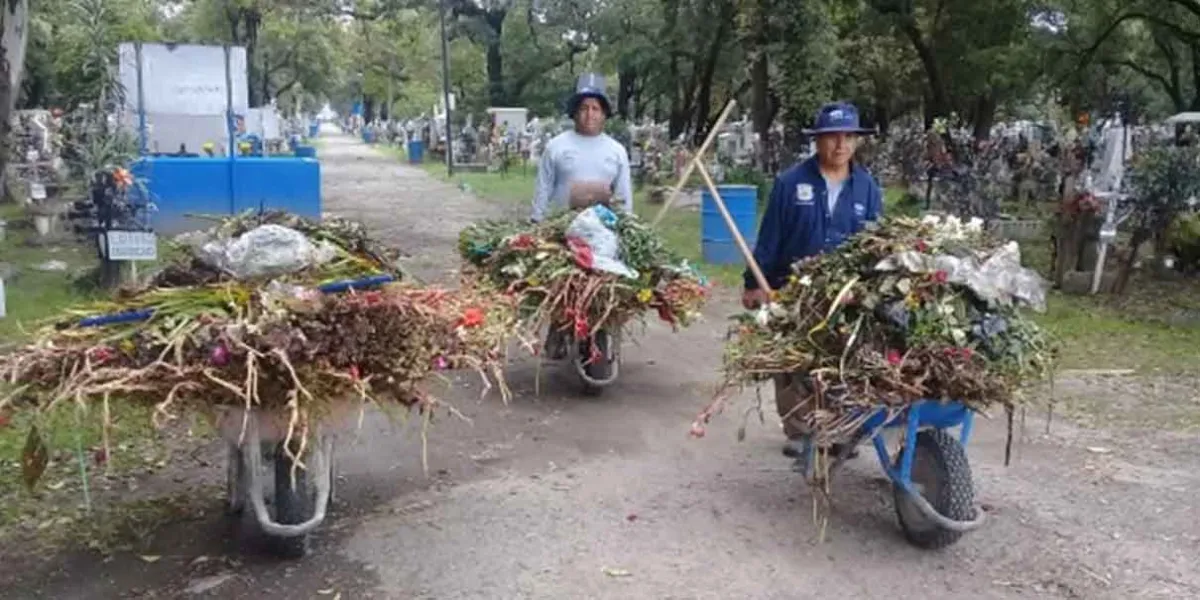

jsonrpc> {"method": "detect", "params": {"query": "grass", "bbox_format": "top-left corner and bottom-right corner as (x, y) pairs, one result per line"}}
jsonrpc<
(0, 205), (98, 341)
(390, 150), (1200, 376)
(0, 203), (207, 551)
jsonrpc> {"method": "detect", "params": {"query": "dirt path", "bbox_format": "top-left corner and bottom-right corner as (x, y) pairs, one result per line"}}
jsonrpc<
(6, 131), (1199, 599)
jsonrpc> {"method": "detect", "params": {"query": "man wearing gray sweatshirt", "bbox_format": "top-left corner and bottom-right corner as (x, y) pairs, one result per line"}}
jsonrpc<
(530, 73), (634, 223)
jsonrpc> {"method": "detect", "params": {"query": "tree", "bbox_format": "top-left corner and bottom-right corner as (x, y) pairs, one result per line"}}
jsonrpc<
(1116, 145), (1200, 293)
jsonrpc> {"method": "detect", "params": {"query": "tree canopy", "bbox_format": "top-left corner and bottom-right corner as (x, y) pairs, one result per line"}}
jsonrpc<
(11, 0), (1192, 142)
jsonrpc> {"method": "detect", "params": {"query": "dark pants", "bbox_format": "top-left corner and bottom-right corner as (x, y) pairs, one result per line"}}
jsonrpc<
(773, 373), (812, 440)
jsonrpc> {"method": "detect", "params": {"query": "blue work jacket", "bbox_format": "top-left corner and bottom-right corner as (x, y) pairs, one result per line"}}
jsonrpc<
(744, 158), (884, 290)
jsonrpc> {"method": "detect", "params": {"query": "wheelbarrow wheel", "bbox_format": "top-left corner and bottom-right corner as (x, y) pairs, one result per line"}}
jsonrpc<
(270, 441), (315, 559)
(892, 428), (975, 550)
(579, 330), (613, 397)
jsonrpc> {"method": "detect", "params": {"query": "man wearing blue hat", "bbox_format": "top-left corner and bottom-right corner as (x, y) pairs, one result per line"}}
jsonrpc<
(743, 101), (884, 460)
(530, 73), (633, 223)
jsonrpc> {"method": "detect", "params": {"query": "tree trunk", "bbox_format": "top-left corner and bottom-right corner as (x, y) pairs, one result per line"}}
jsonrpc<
(971, 94), (996, 141)
(747, 0), (772, 170)
(1, 0), (30, 202)
(484, 12), (506, 106)
(900, 20), (950, 120)
(244, 10), (262, 107)
(691, 12), (732, 146)
(1114, 228), (1149, 295)
(617, 65), (636, 120)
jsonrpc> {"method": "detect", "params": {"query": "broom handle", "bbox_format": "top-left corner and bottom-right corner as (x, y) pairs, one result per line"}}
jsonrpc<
(694, 161), (772, 293)
(651, 100), (738, 228)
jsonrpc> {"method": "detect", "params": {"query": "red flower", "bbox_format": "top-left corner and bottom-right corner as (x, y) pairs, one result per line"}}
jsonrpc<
(566, 236), (595, 270)
(915, 240), (928, 252)
(510, 233), (536, 249)
(932, 270), (949, 284)
(656, 303), (676, 324)
(459, 306), (486, 328)
(362, 290), (383, 305)
(960, 347), (974, 359)
(89, 347), (114, 365)
(574, 315), (590, 338)
(886, 349), (903, 366)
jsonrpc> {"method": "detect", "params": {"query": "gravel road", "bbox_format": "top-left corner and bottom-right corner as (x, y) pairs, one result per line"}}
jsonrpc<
(6, 130), (1199, 600)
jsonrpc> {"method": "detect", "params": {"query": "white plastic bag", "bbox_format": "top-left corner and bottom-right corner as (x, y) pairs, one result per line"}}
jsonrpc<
(874, 241), (1047, 312)
(190, 224), (338, 280)
(565, 206), (639, 279)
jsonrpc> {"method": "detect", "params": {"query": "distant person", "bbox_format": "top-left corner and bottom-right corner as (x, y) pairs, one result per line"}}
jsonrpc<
(742, 102), (884, 461)
(529, 73), (633, 223)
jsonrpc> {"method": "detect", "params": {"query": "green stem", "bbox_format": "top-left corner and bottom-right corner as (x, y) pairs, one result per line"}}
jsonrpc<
(74, 408), (92, 514)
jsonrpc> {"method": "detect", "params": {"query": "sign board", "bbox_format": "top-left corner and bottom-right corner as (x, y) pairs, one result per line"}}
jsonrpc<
(29, 182), (46, 200)
(102, 231), (158, 261)
(119, 43), (249, 116)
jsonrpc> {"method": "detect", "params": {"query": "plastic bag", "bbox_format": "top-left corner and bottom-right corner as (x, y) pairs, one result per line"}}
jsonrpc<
(189, 224), (338, 280)
(874, 241), (1047, 312)
(564, 206), (638, 279)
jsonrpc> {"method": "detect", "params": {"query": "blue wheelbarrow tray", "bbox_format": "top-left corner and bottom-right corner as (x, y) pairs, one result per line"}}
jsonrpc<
(798, 399), (987, 539)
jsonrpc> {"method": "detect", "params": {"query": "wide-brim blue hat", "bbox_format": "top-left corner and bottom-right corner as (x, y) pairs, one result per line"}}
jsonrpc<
(803, 102), (874, 135)
(566, 72), (613, 118)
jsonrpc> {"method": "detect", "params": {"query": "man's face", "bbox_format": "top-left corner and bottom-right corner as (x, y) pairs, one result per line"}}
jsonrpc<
(815, 132), (858, 168)
(574, 97), (606, 135)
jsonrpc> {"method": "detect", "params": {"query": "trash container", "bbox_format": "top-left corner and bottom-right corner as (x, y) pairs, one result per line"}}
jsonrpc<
(407, 140), (425, 164)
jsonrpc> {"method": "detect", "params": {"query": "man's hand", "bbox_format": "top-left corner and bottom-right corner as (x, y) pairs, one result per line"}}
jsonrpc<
(742, 288), (768, 310)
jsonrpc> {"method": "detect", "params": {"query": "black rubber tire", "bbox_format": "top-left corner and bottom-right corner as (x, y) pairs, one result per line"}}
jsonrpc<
(892, 428), (976, 550)
(580, 330), (612, 396)
(270, 442), (313, 559)
(225, 445), (246, 516)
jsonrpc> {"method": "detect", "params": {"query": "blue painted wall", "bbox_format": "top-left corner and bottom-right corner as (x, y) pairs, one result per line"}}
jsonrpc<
(131, 157), (322, 234)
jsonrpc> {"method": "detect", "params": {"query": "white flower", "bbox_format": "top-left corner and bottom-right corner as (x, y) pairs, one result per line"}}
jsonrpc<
(966, 217), (984, 232)
(754, 306), (771, 327)
(921, 215), (941, 226)
(798, 275), (813, 287)
(945, 215), (963, 230)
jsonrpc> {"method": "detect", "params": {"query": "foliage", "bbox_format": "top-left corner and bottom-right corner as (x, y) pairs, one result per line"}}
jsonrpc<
(1167, 211), (1200, 271)
(0, 213), (514, 488)
(695, 216), (1055, 444)
(457, 209), (710, 353)
(1125, 145), (1200, 243)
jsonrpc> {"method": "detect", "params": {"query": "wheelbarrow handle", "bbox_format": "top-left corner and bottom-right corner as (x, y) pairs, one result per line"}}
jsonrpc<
(316, 274), (395, 294)
(77, 308), (156, 328)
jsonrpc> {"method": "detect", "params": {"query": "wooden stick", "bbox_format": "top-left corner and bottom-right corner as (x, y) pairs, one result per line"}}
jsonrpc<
(694, 160), (772, 293)
(651, 100), (738, 228)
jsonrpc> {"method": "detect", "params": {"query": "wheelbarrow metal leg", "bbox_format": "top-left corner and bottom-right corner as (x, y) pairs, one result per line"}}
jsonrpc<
(959, 409), (975, 446)
(240, 418), (333, 538)
(898, 402), (924, 484)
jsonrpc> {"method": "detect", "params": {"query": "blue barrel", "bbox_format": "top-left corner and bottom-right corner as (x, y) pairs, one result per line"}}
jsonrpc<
(362, 130), (376, 144)
(701, 185), (759, 264)
(294, 145), (317, 158)
(308, 122), (319, 138)
(407, 140), (425, 164)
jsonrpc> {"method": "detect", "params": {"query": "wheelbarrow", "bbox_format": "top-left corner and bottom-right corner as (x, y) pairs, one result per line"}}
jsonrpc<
(793, 399), (986, 549)
(77, 274), (397, 558)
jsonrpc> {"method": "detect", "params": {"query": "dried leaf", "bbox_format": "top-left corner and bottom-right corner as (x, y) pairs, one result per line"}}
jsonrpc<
(139, 555), (161, 563)
(603, 567), (632, 578)
(21, 426), (49, 490)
